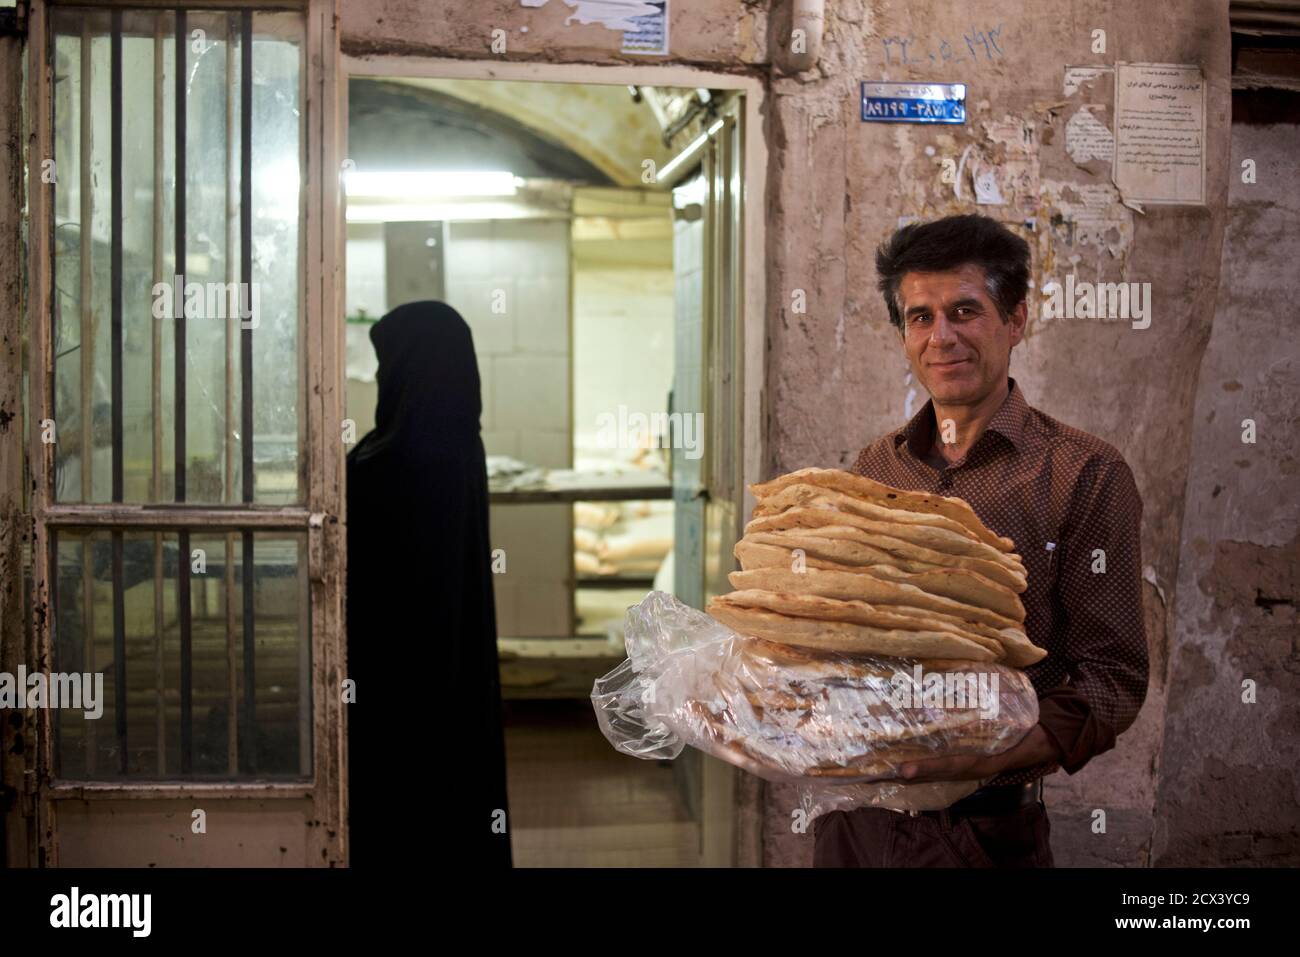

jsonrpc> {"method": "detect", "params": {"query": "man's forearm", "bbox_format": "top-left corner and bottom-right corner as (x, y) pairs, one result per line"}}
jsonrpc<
(997, 723), (1066, 772)
(898, 722), (1066, 781)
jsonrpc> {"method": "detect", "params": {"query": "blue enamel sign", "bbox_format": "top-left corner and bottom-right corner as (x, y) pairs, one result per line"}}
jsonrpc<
(861, 82), (967, 124)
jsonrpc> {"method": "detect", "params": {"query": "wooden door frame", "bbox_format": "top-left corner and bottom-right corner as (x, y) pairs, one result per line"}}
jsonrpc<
(9, 0), (345, 867)
(341, 53), (767, 867)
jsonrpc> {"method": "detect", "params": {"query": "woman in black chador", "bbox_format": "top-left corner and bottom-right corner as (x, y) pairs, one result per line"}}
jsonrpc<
(346, 300), (512, 867)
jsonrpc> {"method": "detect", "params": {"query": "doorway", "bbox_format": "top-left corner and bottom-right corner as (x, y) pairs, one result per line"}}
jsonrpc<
(341, 61), (764, 866)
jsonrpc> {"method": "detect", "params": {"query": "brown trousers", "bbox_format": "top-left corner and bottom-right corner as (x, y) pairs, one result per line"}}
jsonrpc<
(813, 800), (1054, 868)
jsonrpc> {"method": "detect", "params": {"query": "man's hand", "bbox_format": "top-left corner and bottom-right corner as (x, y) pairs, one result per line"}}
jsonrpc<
(896, 724), (1063, 782)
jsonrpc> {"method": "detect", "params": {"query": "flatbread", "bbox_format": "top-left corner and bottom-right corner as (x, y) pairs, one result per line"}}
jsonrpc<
(673, 637), (1038, 781)
(706, 598), (999, 661)
(727, 565), (1025, 633)
(728, 587), (1041, 665)
(696, 706), (1004, 780)
(745, 503), (1025, 575)
(753, 483), (987, 546)
(736, 539), (1026, 623)
(749, 468), (1016, 553)
(765, 591), (1042, 667)
(721, 589), (1008, 659)
(747, 522), (1026, 592)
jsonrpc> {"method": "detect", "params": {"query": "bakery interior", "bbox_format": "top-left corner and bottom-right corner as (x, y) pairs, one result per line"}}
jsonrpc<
(345, 77), (741, 865)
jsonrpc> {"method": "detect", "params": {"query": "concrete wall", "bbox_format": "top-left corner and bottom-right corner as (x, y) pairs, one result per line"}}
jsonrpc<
(1152, 104), (1300, 866)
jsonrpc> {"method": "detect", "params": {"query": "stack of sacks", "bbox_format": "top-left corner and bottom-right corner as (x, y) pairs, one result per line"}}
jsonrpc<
(707, 467), (1044, 668)
(574, 501), (674, 578)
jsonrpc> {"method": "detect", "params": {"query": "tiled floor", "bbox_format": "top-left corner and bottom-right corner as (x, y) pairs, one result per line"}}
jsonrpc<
(503, 700), (700, 867)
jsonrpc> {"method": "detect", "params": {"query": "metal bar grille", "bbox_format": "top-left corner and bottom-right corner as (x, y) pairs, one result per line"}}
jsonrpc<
(241, 529), (256, 773)
(109, 12), (128, 775)
(151, 17), (166, 776)
(173, 9), (186, 503)
(77, 18), (96, 777)
(111, 531), (126, 774)
(173, 9), (192, 775)
(238, 10), (257, 777)
(110, 11), (123, 504)
(240, 8), (253, 504)
(178, 529), (193, 773)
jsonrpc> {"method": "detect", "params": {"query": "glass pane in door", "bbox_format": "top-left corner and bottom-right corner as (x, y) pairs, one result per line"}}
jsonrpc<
(49, 7), (304, 506)
(52, 528), (310, 781)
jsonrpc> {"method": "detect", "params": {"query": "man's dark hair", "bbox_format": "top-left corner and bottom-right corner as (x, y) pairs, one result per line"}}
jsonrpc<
(875, 214), (1030, 333)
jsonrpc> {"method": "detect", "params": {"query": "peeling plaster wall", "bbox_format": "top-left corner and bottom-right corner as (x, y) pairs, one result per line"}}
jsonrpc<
(1151, 112), (1300, 866)
(341, 0), (1250, 869)
(340, 0), (769, 66)
(759, 0), (1231, 868)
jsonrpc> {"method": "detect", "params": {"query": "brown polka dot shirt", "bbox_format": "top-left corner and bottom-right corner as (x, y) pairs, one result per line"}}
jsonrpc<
(851, 376), (1149, 786)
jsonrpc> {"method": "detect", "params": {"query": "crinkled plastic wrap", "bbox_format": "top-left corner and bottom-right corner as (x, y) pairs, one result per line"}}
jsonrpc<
(592, 592), (1038, 817)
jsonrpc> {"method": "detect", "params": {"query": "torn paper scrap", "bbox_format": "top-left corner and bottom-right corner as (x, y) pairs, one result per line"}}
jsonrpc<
(1065, 106), (1115, 163)
(983, 115), (1035, 151)
(1063, 65), (1113, 97)
(1040, 179), (1134, 259)
(973, 161), (1005, 204)
(1113, 62), (1206, 205)
(522, 1), (663, 35)
(971, 154), (1039, 212)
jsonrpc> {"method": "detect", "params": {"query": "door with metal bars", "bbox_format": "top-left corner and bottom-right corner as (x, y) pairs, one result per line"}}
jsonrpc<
(9, 0), (344, 867)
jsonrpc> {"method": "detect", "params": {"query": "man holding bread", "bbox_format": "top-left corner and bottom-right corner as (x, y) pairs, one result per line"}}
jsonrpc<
(813, 214), (1149, 867)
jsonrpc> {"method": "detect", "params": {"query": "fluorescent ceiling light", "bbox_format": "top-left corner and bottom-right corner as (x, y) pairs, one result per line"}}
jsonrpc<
(345, 170), (518, 198)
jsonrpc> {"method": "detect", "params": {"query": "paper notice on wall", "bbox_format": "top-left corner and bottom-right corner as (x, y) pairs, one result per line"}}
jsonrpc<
(972, 157), (1005, 204)
(967, 114), (1039, 213)
(1041, 179), (1134, 259)
(1065, 105), (1114, 163)
(621, 1), (669, 55)
(521, 0), (669, 55)
(1113, 62), (1206, 205)
(971, 154), (1039, 212)
(1063, 65), (1112, 97)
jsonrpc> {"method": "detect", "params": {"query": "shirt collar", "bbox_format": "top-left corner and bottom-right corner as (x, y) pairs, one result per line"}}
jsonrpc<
(894, 376), (1030, 459)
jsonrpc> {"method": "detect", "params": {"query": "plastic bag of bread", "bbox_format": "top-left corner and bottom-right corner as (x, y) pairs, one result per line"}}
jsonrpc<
(592, 591), (1038, 814)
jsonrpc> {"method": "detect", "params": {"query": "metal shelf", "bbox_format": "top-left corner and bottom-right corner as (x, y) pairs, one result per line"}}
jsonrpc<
(489, 473), (671, 504)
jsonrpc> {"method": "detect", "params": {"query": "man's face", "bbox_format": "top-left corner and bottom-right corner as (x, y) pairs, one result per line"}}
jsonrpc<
(897, 263), (1026, 406)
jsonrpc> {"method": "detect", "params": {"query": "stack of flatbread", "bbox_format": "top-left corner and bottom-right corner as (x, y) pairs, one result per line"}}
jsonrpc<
(680, 635), (1036, 781)
(706, 467), (1045, 668)
(671, 467), (1044, 782)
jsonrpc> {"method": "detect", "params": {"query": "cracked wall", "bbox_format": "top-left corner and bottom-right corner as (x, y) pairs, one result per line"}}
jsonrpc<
(1152, 111), (1300, 867)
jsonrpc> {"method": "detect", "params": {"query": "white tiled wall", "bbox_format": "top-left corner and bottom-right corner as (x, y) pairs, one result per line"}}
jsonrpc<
(445, 218), (572, 637)
(572, 268), (675, 463)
